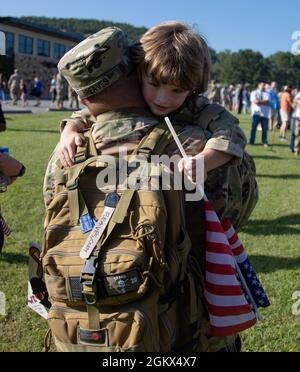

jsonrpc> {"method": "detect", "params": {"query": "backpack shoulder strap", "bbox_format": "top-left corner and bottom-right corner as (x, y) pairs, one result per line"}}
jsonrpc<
(133, 121), (177, 157)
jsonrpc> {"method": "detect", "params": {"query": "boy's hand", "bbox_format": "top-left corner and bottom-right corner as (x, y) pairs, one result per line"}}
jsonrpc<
(178, 155), (207, 184)
(58, 123), (84, 168)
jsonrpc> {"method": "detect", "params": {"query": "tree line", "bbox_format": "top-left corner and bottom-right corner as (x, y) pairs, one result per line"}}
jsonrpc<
(211, 49), (300, 89)
(21, 17), (300, 89)
(21, 16), (147, 44)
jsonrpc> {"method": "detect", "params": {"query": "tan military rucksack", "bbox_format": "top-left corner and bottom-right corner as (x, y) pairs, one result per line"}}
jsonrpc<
(42, 122), (207, 352)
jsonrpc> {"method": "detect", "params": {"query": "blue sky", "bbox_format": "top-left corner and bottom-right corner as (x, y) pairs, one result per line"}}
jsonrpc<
(1, 0), (299, 56)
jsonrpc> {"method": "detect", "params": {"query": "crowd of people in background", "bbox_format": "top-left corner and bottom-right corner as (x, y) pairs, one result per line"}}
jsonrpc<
(0, 70), (78, 111)
(0, 70), (44, 108)
(207, 80), (300, 155)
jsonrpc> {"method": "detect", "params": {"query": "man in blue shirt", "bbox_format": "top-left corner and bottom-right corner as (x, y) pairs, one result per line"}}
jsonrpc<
(268, 81), (279, 131)
(33, 77), (43, 107)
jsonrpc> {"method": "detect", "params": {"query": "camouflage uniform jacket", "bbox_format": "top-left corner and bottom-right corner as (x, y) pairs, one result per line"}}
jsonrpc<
(169, 94), (247, 160)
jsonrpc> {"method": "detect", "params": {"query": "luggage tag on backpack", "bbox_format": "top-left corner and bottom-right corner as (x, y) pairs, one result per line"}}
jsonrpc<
(80, 192), (119, 259)
(80, 214), (96, 234)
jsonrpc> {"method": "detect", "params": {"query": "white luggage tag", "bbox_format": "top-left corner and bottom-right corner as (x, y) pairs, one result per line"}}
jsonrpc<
(80, 192), (119, 259)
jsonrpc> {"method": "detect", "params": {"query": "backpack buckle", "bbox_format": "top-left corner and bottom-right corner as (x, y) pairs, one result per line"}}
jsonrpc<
(80, 256), (98, 286)
(74, 150), (88, 164)
(81, 256), (99, 305)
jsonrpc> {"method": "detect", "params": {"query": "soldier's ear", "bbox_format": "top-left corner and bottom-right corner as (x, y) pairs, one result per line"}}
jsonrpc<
(79, 97), (86, 105)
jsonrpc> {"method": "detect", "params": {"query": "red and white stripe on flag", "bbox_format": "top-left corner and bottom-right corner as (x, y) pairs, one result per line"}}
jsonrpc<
(204, 200), (256, 337)
(0, 216), (11, 237)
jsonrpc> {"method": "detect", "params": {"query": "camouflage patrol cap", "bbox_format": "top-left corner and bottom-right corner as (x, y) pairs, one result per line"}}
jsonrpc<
(58, 27), (132, 99)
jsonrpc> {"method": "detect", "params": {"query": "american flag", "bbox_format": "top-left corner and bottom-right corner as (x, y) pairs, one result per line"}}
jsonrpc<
(222, 218), (270, 309)
(204, 200), (270, 337)
(0, 215), (11, 237)
(163, 116), (270, 338)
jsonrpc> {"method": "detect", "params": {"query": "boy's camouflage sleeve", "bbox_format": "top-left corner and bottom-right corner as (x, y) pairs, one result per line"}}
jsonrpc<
(59, 108), (97, 133)
(193, 96), (247, 159)
(205, 109), (247, 160)
(172, 95), (247, 162)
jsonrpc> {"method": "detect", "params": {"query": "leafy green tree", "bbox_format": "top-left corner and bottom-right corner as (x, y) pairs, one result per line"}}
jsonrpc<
(266, 52), (300, 89)
(213, 49), (271, 87)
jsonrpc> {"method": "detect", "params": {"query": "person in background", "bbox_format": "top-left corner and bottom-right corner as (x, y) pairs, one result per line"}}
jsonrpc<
(221, 85), (231, 110)
(20, 79), (28, 107)
(268, 81), (280, 132)
(208, 80), (221, 104)
(237, 84), (244, 114)
(49, 75), (57, 109)
(242, 84), (250, 114)
(68, 84), (79, 110)
(249, 82), (270, 147)
(0, 145), (26, 252)
(56, 72), (65, 110)
(228, 85), (235, 111)
(290, 90), (300, 156)
(233, 84), (241, 113)
(0, 101), (6, 131)
(0, 73), (6, 103)
(0, 68), (24, 249)
(8, 69), (20, 105)
(33, 77), (42, 107)
(279, 86), (292, 142)
(0, 152), (25, 186)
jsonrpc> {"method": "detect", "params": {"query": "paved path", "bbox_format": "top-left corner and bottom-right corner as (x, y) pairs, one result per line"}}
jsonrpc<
(1, 99), (84, 114)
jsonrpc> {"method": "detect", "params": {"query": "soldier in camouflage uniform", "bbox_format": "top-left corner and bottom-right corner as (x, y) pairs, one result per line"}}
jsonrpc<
(8, 69), (20, 105)
(43, 26), (258, 352)
(68, 84), (79, 110)
(56, 72), (65, 109)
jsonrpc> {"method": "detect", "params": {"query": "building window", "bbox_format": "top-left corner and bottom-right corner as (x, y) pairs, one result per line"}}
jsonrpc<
(0, 31), (15, 55)
(37, 39), (50, 57)
(19, 35), (33, 55)
(53, 43), (66, 59)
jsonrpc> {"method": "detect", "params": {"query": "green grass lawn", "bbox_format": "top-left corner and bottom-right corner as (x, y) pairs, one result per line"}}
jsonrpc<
(0, 112), (299, 352)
